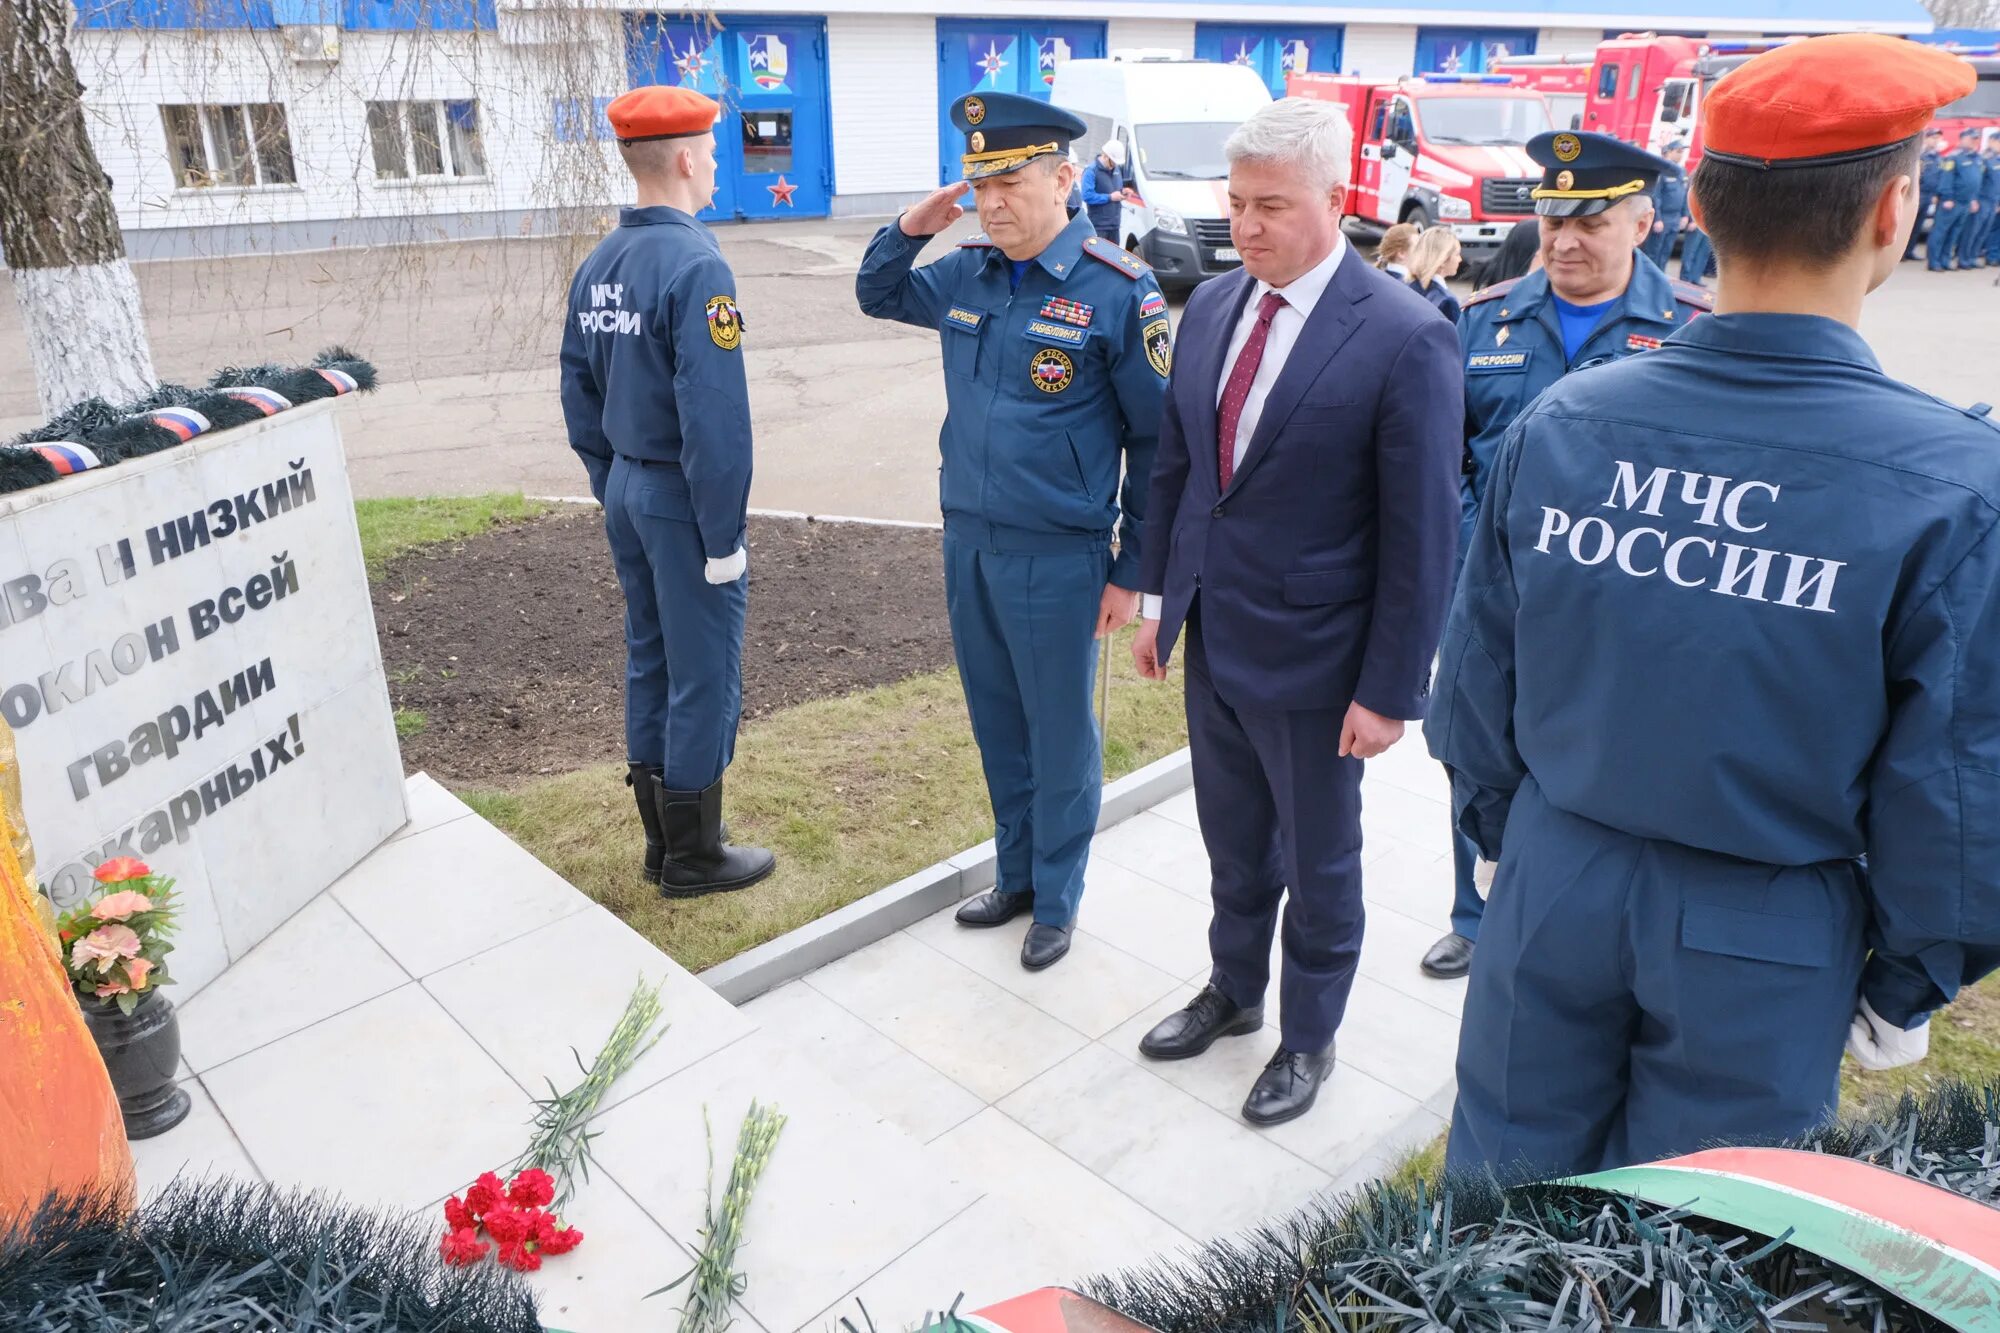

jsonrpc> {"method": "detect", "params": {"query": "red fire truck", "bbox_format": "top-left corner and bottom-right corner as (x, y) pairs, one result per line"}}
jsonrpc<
(1287, 72), (1552, 250)
(1489, 53), (1589, 130)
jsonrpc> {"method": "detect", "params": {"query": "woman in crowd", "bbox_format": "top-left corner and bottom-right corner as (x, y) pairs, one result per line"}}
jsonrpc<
(1406, 227), (1463, 322)
(1373, 222), (1420, 279)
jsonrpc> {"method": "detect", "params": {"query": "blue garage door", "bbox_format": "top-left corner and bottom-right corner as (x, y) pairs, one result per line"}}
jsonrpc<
(1415, 27), (1537, 74)
(936, 19), (1106, 187)
(625, 15), (832, 220)
(1194, 24), (1343, 98)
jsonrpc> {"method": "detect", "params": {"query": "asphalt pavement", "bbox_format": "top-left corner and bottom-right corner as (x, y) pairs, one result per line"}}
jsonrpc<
(2, 218), (1995, 521)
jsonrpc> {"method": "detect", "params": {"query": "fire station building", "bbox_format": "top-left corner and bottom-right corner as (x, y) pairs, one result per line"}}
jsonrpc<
(68, 0), (1932, 256)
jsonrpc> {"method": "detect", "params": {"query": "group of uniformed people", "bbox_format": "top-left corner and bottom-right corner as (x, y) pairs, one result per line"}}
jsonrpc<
(1911, 126), (2000, 270)
(561, 32), (2000, 1181)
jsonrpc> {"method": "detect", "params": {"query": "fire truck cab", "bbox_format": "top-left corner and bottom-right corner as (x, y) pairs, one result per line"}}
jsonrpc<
(1490, 53), (1590, 130)
(1287, 72), (1552, 251)
(1579, 33), (1711, 155)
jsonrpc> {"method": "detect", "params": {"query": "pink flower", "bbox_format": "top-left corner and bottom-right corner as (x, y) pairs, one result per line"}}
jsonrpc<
(94, 982), (131, 998)
(94, 857), (150, 884)
(125, 957), (154, 990)
(72, 924), (142, 975)
(92, 890), (154, 922)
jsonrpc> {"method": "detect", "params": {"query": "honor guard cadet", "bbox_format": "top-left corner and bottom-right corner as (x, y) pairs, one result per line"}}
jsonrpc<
(1429, 35), (1999, 1180)
(560, 85), (775, 898)
(856, 92), (1169, 972)
(1419, 129), (1711, 983)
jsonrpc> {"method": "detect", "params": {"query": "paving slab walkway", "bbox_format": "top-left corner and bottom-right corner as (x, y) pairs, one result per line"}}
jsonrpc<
(132, 745), (1463, 1331)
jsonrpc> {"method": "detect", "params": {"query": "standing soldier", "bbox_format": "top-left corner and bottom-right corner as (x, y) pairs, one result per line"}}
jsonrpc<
(1903, 128), (1945, 261)
(1983, 135), (2000, 267)
(1430, 35), (2000, 1179)
(1927, 127), (1981, 271)
(1641, 140), (1689, 270)
(1419, 130), (1711, 982)
(856, 93), (1168, 972)
(560, 85), (775, 898)
(1950, 128), (1988, 270)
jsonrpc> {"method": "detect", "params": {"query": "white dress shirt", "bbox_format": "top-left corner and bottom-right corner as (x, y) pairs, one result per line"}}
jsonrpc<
(1141, 235), (1349, 621)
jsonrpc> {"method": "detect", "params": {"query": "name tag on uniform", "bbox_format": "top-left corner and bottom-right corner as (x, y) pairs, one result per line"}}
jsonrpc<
(1024, 320), (1088, 346)
(945, 306), (984, 331)
(1467, 351), (1529, 372)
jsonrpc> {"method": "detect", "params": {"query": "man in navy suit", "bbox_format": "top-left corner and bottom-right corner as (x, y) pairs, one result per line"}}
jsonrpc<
(1130, 98), (1463, 1126)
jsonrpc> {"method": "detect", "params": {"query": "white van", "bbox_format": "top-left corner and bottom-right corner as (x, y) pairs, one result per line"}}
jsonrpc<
(1051, 54), (1273, 288)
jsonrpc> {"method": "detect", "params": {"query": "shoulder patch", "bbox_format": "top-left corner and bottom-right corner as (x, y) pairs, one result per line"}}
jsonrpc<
(1670, 280), (1715, 312)
(1464, 277), (1522, 309)
(958, 234), (995, 248)
(1083, 236), (1150, 279)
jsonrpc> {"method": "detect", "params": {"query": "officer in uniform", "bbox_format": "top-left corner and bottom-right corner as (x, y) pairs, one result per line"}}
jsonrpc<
(1982, 134), (2000, 267)
(856, 93), (1168, 971)
(1927, 127), (1982, 271)
(1429, 35), (2000, 1180)
(1950, 128), (1988, 270)
(560, 85), (775, 898)
(1419, 129), (1711, 983)
(1641, 140), (1689, 269)
(1904, 128), (1945, 261)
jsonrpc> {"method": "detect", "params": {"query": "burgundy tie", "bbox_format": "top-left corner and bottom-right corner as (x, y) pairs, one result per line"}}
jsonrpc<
(1218, 291), (1287, 492)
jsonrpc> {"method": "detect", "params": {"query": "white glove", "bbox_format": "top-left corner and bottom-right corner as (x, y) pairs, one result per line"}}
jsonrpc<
(1474, 859), (1497, 891)
(1846, 996), (1930, 1072)
(704, 547), (747, 585)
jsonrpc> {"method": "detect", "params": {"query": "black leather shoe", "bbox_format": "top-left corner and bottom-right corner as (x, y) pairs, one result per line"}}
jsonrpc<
(1138, 985), (1264, 1061)
(1420, 932), (1475, 980)
(1242, 1044), (1335, 1126)
(1020, 923), (1072, 971)
(655, 775), (775, 898)
(955, 889), (1034, 928)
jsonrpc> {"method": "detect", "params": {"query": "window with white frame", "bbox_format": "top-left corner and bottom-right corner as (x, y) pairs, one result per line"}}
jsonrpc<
(365, 99), (488, 181)
(159, 103), (297, 189)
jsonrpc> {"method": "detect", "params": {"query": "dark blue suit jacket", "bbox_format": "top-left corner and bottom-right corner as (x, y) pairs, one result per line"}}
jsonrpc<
(1140, 245), (1464, 719)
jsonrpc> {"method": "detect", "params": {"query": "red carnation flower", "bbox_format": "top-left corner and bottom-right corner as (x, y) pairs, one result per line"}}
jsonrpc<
(93, 856), (149, 884)
(439, 1227), (489, 1266)
(497, 1240), (543, 1273)
(507, 1167), (556, 1209)
(463, 1171), (505, 1217)
(482, 1202), (531, 1245)
(443, 1195), (475, 1232)
(539, 1223), (583, 1256)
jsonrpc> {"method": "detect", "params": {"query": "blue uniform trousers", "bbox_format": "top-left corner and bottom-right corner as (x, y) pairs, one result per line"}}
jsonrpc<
(1186, 614), (1365, 1053)
(1640, 225), (1677, 270)
(1906, 192), (1935, 258)
(604, 455), (745, 791)
(1952, 206), (1988, 267)
(1677, 230), (1713, 283)
(1928, 207), (1968, 269)
(1987, 211), (2000, 263)
(1446, 779), (1866, 1181)
(943, 527), (1107, 926)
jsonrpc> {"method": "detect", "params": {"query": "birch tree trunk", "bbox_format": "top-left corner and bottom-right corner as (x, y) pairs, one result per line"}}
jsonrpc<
(1, 0), (157, 418)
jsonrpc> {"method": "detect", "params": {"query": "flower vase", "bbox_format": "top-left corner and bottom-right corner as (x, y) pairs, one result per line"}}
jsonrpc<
(80, 988), (192, 1140)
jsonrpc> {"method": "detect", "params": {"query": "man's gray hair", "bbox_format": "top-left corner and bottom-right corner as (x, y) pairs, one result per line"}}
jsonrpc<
(1225, 98), (1354, 192)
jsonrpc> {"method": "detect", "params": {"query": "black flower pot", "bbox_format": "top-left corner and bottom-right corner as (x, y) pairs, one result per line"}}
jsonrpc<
(81, 988), (191, 1140)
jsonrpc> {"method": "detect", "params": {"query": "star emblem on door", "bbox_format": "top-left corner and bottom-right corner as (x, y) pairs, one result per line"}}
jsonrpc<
(768, 175), (798, 207)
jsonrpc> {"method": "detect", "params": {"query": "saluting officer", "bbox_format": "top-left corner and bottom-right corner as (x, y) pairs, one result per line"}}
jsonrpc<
(1640, 140), (1689, 270)
(856, 93), (1169, 972)
(1419, 130), (1711, 983)
(560, 85), (775, 898)
(1429, 35), (2000, 1179)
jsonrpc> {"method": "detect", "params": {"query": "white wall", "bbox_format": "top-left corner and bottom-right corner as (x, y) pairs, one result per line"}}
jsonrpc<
(1105, 17), (1195, 59)
(1342, 24), (1417, 80)
(827, 13), (937, 197)
(1537, 27), (1604, 57)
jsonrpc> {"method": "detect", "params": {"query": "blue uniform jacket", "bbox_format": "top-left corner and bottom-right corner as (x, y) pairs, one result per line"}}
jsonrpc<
(855, 213), (1168, 587)
(1427, 313), (2000, 1030)
(1942, 149), (1984, 205)
(1981, 154), (2000, 205)
(1456, 256), (1711, 558)
(1918, 148), (1943, 197)
(1652, 165), (1688, 227)
(560, 206), (752, 560)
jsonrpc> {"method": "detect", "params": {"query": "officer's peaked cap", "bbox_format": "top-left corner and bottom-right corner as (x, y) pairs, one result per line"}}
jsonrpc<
(1527, 131), (1673, 217)
(952, 92), (1088, 181)
(607, 85), (720, 143)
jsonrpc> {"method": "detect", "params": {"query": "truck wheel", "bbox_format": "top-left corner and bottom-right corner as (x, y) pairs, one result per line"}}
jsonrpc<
(1402, 204), (1433, 230)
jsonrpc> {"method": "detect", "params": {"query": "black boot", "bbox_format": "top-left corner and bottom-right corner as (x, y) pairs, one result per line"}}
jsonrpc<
(628, 763), (666, 882)
(655, 775), (775, 898)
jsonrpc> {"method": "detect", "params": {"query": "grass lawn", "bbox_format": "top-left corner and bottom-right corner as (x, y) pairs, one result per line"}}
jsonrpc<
(353, 493), (546, 579)
(459, 631), (1189, 973)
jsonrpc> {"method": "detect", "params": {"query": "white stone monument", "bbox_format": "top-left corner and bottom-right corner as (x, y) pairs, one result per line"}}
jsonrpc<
(1, 402), (406, 992)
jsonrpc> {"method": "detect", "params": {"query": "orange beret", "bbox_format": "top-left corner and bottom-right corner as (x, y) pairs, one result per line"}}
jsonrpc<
(1702, 35), (1976, 170)
(606, 85), (720, 143)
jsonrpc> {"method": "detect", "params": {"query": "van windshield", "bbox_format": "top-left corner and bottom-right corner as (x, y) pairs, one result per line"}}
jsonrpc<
(1134, 121), (1234, 180)
(1416, 96), (1551, 146)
